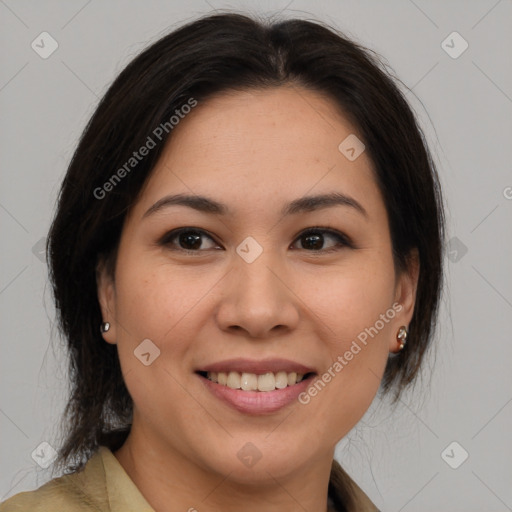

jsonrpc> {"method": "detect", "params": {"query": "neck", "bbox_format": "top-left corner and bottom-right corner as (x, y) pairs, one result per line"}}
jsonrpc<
(114, 427), (336, 512)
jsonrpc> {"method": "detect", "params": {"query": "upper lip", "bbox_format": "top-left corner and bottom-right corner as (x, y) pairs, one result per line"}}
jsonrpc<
(197, 358), (316, 375)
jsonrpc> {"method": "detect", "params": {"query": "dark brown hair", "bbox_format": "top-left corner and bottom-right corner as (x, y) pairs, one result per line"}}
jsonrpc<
(46, 11), (445, 510)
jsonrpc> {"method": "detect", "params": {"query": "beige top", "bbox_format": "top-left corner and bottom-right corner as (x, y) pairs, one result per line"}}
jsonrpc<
(0, 446), (379, 511)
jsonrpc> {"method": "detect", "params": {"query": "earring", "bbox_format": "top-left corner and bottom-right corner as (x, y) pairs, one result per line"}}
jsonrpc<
(397, 325), (408, 350)
(100, 322), (110, 333)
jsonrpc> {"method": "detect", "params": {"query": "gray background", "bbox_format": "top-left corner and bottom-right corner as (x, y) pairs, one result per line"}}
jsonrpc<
(1, 1), (511, 510)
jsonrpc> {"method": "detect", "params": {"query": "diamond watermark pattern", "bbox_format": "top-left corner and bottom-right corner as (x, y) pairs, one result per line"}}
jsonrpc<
(236, 236), (263, 263)
(31, 441), (58, 469)
(447, 236), (468, 263)
(134, 338), (161, 366)
(441, 441), (469, 469)
(338, 134), (365, 161)
(31, 32), (59, 59)
(237, 442), (262, 468)
(441, 31), (468, 59)
(31, 237), (46, 263)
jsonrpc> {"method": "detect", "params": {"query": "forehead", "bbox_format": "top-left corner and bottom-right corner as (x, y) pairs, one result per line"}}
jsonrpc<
(132, 86), (383, 220)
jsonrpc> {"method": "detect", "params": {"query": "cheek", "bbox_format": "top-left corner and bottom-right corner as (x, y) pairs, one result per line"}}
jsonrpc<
(111, 262), (202, 419)
(307, 249), (396, 345)
(334, 265), (395, 378)
(298, 253), (396, 434)
(112, 257), (221, 377)
(114, 259), (201, 341)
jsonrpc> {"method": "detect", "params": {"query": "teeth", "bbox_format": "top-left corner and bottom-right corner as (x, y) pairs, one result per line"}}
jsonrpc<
(227, 371), (241, 389)
(275, 371), (288, 389)
(205, 370), (308, 391)
(258, 372), (275, 391)
(241, 372), (258, 391)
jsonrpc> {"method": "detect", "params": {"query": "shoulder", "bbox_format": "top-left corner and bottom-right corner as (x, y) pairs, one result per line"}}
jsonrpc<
(0, 449), (109, 512)
(329, 459), (380, 512)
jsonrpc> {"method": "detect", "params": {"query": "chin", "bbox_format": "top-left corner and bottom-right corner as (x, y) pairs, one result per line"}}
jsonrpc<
(197, 438), (318, 485)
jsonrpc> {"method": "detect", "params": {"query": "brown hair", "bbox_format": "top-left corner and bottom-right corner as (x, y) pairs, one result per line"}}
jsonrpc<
(46, 12), (445, 509)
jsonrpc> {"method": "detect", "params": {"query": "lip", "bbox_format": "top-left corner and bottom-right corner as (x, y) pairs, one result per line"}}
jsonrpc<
(197, 372), (316, 415)
(197, 357), (316, 375)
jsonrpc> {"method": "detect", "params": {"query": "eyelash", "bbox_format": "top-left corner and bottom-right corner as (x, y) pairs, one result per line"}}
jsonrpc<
(158, 226), (354, 255)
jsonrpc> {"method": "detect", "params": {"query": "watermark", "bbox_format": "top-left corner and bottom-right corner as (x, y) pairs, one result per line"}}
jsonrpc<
(31, 441), (58, 468)
(236, 236), (263, 263)
(298, 302), (403, 405)
(32, 236), (46, 263)
(134, 338), (161, 366)
(447, 236), (468, 263)
(441, 441), (469, 469)
(237, 442), (262, 468)
(441, 31), (469, 60)
(338, 133), (365, 161)
(31, 32), (59, 59)
(93, 97), (198, 200)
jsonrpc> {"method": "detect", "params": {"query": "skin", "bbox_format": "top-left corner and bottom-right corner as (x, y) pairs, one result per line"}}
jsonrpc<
(97, 85), (419, 512)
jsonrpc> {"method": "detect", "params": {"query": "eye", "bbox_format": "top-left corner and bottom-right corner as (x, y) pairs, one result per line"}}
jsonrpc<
(159, 226), (353, 254)
(291, 227), (353, 253)
(159, 228), (220, 253)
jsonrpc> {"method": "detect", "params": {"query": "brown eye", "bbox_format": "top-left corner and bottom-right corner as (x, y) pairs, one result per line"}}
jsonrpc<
(291, 228), (353, 252)
(159, 226), (353, 255)
(161, 228), (219, 252)
(177, 231), (203, 250)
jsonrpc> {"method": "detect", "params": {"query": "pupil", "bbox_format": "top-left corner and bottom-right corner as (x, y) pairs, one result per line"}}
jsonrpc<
(304, 233), (322, 250)
(180, 232), (201, 250)
(177, 232), (325, 251)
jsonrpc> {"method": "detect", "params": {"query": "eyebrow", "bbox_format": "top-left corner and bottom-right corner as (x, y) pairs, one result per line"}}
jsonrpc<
(143, 192), (368, 219)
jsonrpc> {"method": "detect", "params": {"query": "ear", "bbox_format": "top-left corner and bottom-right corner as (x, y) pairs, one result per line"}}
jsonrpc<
(390, 248), (420, 352)
(96, 257), (117, 345)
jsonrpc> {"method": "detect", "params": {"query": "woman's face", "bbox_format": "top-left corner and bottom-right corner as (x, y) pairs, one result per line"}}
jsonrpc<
(98, 86), (418, 482)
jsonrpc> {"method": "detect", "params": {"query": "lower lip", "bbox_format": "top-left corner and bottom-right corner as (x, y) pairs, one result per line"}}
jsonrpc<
(197, 373), (315, 415)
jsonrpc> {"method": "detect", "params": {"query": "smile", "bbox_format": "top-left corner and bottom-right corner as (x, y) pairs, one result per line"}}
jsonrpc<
(202, 370), (310, 391)
(197, 371), (317, 415)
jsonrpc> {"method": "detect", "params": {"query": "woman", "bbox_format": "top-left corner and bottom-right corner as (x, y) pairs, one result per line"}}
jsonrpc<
(0, 11), (445, 512)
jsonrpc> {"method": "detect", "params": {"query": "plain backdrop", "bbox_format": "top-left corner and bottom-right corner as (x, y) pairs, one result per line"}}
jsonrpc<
(1, 1), (511, 511)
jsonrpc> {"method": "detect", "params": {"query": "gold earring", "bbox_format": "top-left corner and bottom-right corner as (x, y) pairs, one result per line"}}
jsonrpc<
(397, 326), (408, 350)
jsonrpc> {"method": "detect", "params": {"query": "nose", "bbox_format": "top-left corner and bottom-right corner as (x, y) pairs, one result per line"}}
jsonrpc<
(215, 249), (300, 339)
